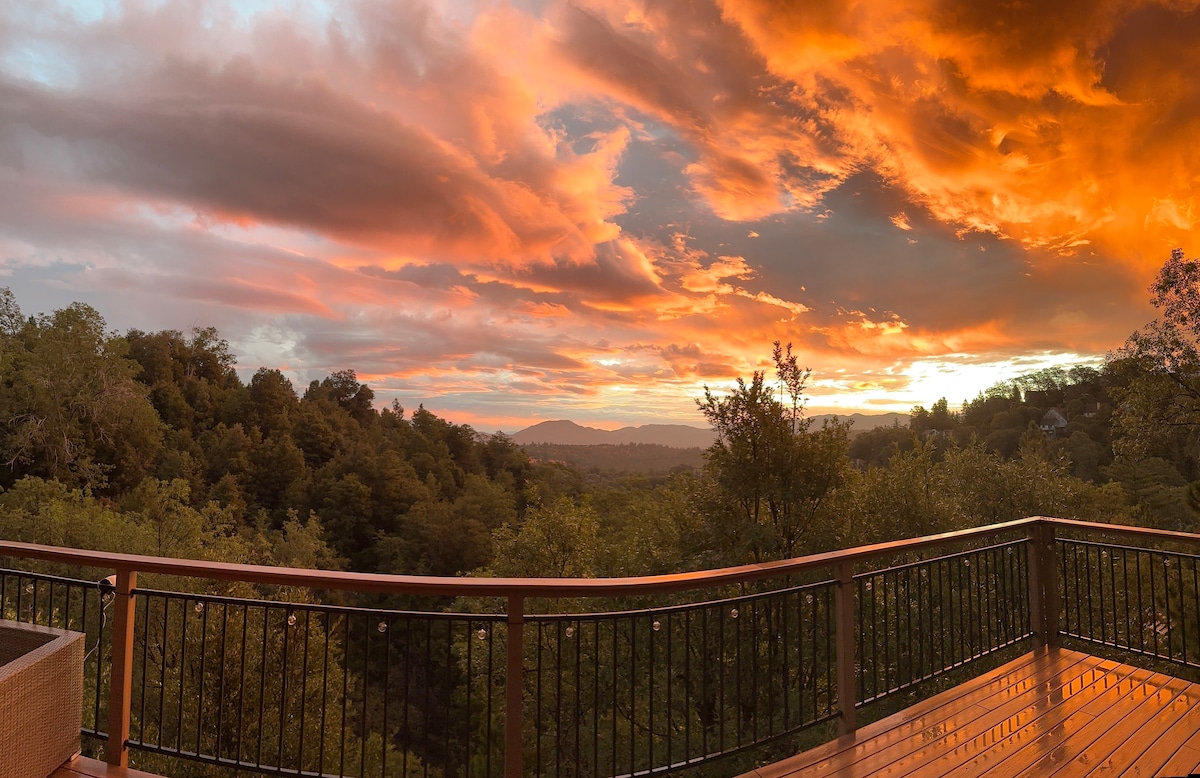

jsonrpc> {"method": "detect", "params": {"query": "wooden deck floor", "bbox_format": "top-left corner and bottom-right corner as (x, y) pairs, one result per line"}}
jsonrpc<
(739, 647), (1200, 778)
(48, 648), (1200, 778)
(52, 756), (161, 778)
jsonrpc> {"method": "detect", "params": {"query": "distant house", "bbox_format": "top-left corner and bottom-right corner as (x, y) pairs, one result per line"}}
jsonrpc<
(1040, 408), (1068, 439)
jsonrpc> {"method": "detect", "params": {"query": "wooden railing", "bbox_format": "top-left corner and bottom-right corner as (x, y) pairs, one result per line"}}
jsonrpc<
(1, 516), (1196, 777)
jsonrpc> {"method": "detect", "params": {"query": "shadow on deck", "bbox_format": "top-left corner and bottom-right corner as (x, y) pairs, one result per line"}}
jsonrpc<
(52, 756), (160, 778)
(739, 647), (1200, 778)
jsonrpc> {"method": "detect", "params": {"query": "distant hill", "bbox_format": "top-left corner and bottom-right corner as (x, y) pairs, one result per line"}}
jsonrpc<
(511, 413), (910, 448)
(521, 443), (705, 477)
(511, 420), (714, 448)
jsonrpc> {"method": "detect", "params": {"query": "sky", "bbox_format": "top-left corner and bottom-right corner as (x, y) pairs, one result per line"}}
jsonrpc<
(1, 0), (1196, 432)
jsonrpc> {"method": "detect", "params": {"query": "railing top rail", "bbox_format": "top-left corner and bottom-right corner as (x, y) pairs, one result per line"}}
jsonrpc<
(0, 517), (1042, 598)
(1049, 517), (1200, 545)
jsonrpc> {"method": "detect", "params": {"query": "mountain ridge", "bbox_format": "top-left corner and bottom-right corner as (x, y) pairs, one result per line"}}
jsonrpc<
(511, 413), (908, 447)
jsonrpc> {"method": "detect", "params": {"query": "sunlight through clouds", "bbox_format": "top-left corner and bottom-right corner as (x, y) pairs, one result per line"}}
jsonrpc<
(0, 0), (1193, 428)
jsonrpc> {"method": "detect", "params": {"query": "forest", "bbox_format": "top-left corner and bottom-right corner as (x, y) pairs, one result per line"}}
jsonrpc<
(5, 250), (1200, 776)
(3, 248), (1200, 582)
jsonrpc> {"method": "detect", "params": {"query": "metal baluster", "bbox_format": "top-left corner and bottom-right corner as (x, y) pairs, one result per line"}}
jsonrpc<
(278, 606), (290, 771)
(535, 620), (543, 777)
(574, 618), (582, 778)
(198, 598), (208, 758)
(215, 602), (228, 762)
(298, 610), (310, 771)
(361, 615), (370, 778)
(381, 616), (389, 778)
(177, 596), (188, 754)
(137, 595), (149, 746)
(631, 616), (638, 774)
(612, 616), (619, 778)
(1151, 551), (1161, 657)
(397, 615), (406, 778)
(665, 610), (673, 769)
(236, 603), (248, 764)
(487, 618), (494, 778)
(258, 605), (269, 768)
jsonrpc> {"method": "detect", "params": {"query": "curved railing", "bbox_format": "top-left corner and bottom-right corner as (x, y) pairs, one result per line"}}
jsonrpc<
(2, 517), (1196, 777)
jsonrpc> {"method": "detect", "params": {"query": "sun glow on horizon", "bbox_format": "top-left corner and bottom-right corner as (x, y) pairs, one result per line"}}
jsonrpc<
(0, 0), (1183, 427)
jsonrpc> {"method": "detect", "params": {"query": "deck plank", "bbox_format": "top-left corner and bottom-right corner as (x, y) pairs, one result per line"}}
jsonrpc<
(51, 756), (162, 778)
(1157, 743), (1200, 777)
(749, 648), (1083, 778)
(1053, 677), (1197, 777)
(753, 651), (1098, 778)
(843, 657), (1107, 778)
(904, 662), (1139, 778)
(1019, 673), (1188, 777)
(738, 649), (1200, 778)
(961, 669), (1169, 777)
(1123, 691), (1200, 777)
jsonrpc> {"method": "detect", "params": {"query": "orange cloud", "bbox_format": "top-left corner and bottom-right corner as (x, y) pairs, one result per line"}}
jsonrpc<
(713, 0), (1200, 267)
(7, 0), (1200, 427)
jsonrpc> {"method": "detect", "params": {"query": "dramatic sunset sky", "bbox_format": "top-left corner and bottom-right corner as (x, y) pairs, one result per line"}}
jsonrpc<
(2, 0), (1196, 430)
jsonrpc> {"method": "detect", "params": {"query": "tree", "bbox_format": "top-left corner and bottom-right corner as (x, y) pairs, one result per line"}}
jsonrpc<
(696, 343), (850, 562)
(911, 397), (956, 434)
(248, 368), (298, 438)
(1111, 248), (1200, 480)
(0, 301), (162, 491)
(489, 495), (599, 578)
(304, 369), (376, 425)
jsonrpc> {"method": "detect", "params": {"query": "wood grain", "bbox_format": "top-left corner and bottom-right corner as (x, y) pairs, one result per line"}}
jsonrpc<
(739, 648), (1200, 778)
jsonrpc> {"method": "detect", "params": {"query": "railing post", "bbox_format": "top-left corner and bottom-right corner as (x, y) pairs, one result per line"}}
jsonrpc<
(1026, 525), (1045, 647)
(505, 595), (524, 778)
(1026, 521), (1060, 649)
(835, 560), (857, 735)
(1041, 523), (1060, 647)
(106, 568), (136, 767)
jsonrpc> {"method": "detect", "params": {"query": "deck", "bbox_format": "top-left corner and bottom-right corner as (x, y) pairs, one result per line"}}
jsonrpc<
(44, 649), (1200, 778)
(52, 756), (160, 778)
(740, 647), (1200, 778)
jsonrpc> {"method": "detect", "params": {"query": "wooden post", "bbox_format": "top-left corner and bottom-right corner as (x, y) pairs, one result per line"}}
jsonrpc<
(835, 560), (857, 734)
(106, 568), (137, 767)
(504, 595), (524, 778)
(1041, 523), (1060, 648)
(1026, 521), (1061, 649)
(1026, 525), (1046, 648)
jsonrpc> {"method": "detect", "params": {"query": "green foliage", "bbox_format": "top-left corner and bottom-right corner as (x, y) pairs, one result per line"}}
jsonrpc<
(697, 342), (851, 562)
(0, 476), (152, 555)
(590, 473), (702, 576)
(1111, 249), (1200, 464)
(490, 494), (599, 578)
(848, 424), (914, 468)
(4, 283), (1199, 777)
(1, 301), (162, 491)
(0, 288), (538, 580)
(910, 397), (956, 434)
(843, 438), (946, 544)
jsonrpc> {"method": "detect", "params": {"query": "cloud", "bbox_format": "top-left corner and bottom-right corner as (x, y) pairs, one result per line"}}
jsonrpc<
(711, 0), (1200, 264)
(0, 1), (637, 272)
(4, 0), (1198, 428)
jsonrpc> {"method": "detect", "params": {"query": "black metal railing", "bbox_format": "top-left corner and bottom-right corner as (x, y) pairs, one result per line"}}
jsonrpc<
(1058, 534), (1200, 671)
(127, 589), (506, 777)
(856, 538), (1032, 705)
(524, 580), (837, 778)
(8, 517), (1200, 777)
